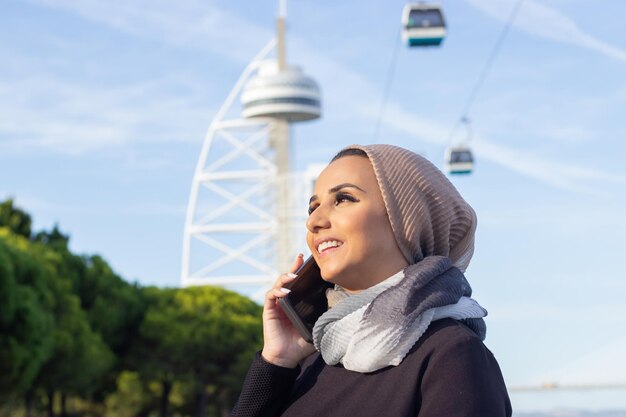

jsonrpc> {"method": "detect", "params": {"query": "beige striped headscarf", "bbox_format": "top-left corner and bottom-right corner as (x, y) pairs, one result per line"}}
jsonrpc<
(342, 144), (477, 272)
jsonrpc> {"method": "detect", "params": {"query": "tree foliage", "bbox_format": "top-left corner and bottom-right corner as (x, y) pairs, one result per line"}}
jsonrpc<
(0, 198), (32, 238)
(0, 230), (54, 400)
(130, 286), (262, 416)
(0, 200), (263, 417)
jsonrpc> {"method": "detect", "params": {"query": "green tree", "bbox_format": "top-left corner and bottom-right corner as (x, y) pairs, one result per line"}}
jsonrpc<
(0, 230), (114, 416)
(128, 287), (182, 417)
(130, 286), (262, 417)
(1, 200), (265, 417)
(32, 246), (115, 417)
(0, 199), (32, 238)
(79, 255), (145, 359)
(33, 224), (70, 249)
(35, 224), (146, 361)
(173, 287), (262, 417)
(0, 231), (54, 403)
(33, 224), (146, 411)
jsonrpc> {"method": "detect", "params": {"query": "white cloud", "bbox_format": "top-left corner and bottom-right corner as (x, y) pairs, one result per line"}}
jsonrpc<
(473, 137), (626, 191)
(28, 0), (271, 62)
(8, 0), (625, 192)
(3, 0), (269, 156)
(466, 0), (626, 62)
(288, 36), (626, 192)
(0, 74), (213, 155)
(353, 100), (626, 192)
(4, 193), (186, 217)
(4, 194), (102, 216)
(491, 303), (626, 323)
(539, 335), (626, 385)
(480, 205), (626, 230)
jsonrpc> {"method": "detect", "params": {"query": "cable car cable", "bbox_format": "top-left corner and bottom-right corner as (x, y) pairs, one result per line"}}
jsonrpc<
(372, 27), (403, 143)
(447, 0), (525, 145)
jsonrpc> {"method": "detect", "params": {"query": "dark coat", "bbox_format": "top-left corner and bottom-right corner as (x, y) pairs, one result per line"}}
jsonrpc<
(232, 318), (512, 417)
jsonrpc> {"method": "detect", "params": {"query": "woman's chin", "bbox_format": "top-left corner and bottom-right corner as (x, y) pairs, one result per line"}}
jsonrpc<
(320, 270), (336, 283)
(320, 266), (342, 285)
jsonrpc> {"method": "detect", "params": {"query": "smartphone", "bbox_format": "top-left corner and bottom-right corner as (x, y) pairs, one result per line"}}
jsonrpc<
(277, 256), (334, 343)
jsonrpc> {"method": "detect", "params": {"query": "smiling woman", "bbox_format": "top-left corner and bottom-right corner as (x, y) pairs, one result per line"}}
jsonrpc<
(231, 144), (512, 417)
(306, 153), (408, 291)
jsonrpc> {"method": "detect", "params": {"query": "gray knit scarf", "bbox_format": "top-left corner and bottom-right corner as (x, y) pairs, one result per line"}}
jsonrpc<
(312, 256), (487, 373)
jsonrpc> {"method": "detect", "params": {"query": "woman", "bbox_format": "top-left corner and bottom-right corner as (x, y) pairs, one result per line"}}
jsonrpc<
(232, 144), (511, 417)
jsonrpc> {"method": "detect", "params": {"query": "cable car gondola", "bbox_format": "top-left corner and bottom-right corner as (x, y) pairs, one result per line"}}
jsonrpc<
(401, 3), (446, 47)
(445, 147), (474, 175)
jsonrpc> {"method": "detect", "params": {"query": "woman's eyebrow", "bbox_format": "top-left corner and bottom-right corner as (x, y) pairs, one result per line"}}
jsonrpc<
(329, 183), (366, 194)
(309, 183), (366, 204)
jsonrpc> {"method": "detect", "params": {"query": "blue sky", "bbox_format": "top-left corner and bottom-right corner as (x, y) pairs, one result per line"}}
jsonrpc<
(2, 0), (626, 412)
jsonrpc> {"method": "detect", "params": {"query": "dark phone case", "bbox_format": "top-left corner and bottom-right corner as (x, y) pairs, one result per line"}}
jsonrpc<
(277, 257), (333, 343)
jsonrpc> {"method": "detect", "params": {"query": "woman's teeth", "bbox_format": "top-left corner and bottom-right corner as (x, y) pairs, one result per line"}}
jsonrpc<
(318, 240), (343, 253)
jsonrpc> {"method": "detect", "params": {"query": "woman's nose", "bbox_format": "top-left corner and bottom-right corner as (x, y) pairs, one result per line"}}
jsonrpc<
(306, 205), (330, 233)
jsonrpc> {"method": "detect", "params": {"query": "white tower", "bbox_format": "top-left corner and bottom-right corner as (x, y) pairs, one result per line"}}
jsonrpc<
(181, 2), (321, 299)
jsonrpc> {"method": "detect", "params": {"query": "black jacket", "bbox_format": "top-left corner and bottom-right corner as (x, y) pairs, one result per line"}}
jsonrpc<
(232, 318), (512, 417)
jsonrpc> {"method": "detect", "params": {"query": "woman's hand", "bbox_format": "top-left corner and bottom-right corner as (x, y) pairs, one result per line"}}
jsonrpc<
(261, 253), (317, 368)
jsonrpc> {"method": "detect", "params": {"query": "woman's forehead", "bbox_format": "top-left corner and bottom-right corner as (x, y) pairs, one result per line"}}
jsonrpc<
(315, 156), (377, 190)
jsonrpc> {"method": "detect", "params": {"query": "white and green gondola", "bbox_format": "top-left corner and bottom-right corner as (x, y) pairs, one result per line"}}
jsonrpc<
(401, 3), (446, 47)
(444, 147), (474, 175)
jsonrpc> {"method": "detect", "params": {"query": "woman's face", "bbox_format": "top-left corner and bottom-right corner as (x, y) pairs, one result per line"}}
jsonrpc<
(306, 155), (408, 292)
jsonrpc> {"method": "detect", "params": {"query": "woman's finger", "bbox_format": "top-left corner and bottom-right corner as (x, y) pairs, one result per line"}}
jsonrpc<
(269, 254), (305, 291)
(271, 272), (298, 289)
(265, 254), (304, 310)
(289, 253), (305, 273)
(264, 284), (292, 308)
(272, 287), (291, 298)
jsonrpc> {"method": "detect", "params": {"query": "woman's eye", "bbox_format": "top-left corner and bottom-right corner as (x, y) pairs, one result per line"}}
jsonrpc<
(308, 193), (358, 215)
(334, 192), (357, 205)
